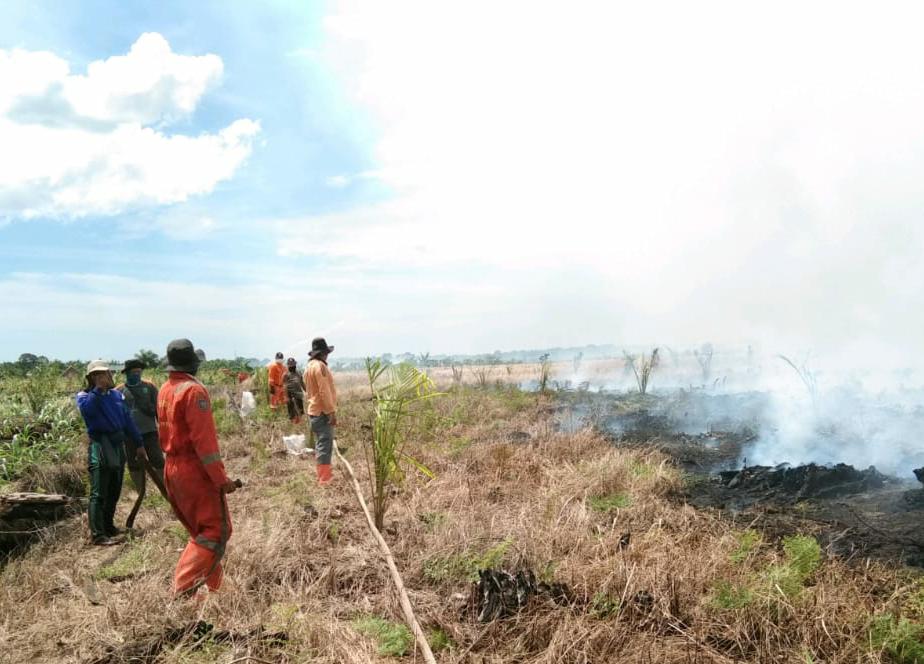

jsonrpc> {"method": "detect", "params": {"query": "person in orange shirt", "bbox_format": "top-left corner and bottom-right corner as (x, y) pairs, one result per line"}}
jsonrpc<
(157, 338), (238, 596)
(267, 352), (287, 411)
(304, 337), (337, 485)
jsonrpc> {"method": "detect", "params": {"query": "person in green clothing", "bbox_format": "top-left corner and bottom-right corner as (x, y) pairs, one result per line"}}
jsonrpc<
(116, 359), (166, 497)
(76, 360), (146, 545)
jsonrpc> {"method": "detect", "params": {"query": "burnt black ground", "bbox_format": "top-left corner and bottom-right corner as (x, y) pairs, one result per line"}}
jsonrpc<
(554, 388), (924, 568)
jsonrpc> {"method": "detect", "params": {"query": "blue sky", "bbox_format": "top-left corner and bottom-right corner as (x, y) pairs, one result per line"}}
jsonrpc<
(0, 1), (386, 359)
(2, 1), (923, 366)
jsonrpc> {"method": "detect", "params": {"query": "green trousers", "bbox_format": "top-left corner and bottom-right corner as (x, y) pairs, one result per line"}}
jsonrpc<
(87, 436), (126, 539)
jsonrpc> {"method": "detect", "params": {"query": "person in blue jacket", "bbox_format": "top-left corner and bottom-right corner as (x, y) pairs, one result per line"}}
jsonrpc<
(76, 360), (146, 545)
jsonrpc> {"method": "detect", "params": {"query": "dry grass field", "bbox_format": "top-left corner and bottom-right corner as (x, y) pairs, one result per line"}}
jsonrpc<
(1, 375), (923, 663)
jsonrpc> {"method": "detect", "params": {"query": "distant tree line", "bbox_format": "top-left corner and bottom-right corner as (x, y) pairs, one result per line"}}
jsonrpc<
(0, 350), (263, 378)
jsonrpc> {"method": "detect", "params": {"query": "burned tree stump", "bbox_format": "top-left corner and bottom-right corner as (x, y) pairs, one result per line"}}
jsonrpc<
(468, 569), (572, 622)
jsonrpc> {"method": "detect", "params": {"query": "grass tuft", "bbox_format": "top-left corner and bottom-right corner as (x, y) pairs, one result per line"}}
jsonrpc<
(423, 538), (513, 583)
(352, 616), (413, 657)
(870, 614), (924, 663)
(730, 529), (762, 564)
(588, 492), (632, 512)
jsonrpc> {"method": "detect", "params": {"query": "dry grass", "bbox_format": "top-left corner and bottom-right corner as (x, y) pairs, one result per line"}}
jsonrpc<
(0, 385), (919, 663)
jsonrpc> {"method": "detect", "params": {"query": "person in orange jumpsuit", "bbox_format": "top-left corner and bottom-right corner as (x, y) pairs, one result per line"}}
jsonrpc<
(267, 351), (287, 411)
(157, 338), (238, 596)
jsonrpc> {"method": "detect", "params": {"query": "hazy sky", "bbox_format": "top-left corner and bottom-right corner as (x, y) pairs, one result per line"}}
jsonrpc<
(1, 1), (922, 363)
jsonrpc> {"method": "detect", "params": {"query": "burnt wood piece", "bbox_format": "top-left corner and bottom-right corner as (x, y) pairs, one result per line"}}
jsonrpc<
(0, 493), (79, 552)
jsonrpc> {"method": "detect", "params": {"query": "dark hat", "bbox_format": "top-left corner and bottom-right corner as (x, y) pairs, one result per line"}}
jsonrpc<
(275, 351), (284, 359)
(286, 357), (297, 367)
(122, 358), (145, 373)
(165, 338), (203, 373)
(308, 337), (334, 358)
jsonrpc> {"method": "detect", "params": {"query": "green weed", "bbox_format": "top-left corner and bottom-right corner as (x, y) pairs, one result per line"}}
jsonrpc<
(418, 511), (446, 531)
(499, 385), (533, 413)
(352, 615), (413, 657)
(211, 397), (242, 436)
(165, 523), (188, 544)
(448, 436), (472, 457)
(730, 529), (762, 564)
(423, 538), (513, 583)
(267, 602), (301, 631)
(250, 437), (270, 471)
(629, 461), (654, 478)
(174, 640), (230, 663)
(870, 614), (924, 663)
(711, 580), (754, 610)
(428, 627), (453, 653)
(538, 560), (557, 583)
(97, 541), (153, 580)
(142, 490), (169, 509)
(268, 474), (314, 509)
(588, 493), (632, 512)
(767, 535), (821, 598)
(591, 591), (621, 618)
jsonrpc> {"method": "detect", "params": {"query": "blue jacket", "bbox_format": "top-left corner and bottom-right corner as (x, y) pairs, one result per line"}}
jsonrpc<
(76, 387), (143, 449)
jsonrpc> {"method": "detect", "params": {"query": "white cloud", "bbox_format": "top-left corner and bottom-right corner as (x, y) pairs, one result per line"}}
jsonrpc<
(324, 174), (351, 188)
(277, 0), (924, 356)
(0, 33), (259, 220)
(155, 213), (220, 241)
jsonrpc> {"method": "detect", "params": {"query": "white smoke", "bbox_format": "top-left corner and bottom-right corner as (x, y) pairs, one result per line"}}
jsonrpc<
(745, 380), (924, 479)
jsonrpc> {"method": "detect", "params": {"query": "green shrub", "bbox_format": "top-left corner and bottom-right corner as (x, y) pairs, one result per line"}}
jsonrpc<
(0, 400), (82, 486)
(23, 367), (59, 415)
(870, 614), (924, 663)
(352, 616), (413, 657)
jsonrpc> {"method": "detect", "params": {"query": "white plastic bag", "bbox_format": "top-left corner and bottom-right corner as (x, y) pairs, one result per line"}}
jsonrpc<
(283, 434), (312, 456)
(240, 391), (256, 418)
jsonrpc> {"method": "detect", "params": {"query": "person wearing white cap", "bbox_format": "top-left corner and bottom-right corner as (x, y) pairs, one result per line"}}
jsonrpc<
(75, 360), (146, 545)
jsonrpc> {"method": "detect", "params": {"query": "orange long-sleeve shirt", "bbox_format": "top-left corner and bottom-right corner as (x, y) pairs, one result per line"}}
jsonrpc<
(157, 372), (230, 489)
(304, 359), (337, 416)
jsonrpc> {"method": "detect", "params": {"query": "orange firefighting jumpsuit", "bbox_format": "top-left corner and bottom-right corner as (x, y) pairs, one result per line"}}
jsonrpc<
(267, 361), (287, 410)
(157, 372), (231, 594)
